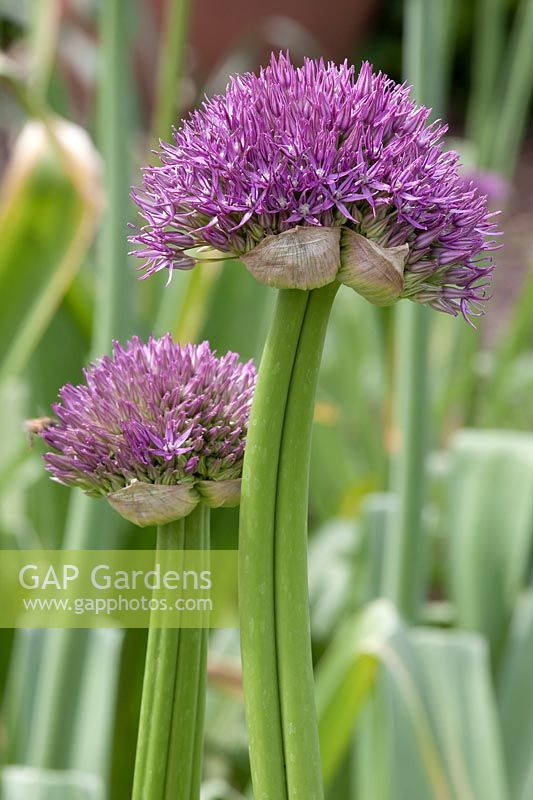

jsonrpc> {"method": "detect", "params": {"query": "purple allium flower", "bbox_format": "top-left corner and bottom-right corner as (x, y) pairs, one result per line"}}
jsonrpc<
(130, 53), (500, 322)
(460, 169), (510, 205)
(42, 335), (256, 498)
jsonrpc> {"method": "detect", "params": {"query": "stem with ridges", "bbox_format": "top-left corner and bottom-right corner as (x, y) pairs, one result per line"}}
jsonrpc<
(275, 282), (338, 798)
(132, 505), (209, 800)
(240, 289), (310, 800)
(240, 284), (337, 799)
(165, 504), (210, 799)
(132, 520), (184, 799)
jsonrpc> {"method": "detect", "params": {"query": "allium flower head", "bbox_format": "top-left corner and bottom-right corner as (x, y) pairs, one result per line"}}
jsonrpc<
(131, 53), (500, 321)
(42, 336), (256, 525)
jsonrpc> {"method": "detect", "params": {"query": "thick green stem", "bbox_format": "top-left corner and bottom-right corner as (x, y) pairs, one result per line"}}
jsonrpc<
(275, 283), (338, 799)
(240, 284), (337, 799)
(132, 519), (184, 798)
(132, 505), (209, 800)
(165, 505), (210, 799)
(240, 289), (309, 799)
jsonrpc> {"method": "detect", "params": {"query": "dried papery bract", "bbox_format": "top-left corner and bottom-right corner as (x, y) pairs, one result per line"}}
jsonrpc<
(107, 477), (244, 526)
(242, 227), (340, 290)
(197, 478), (242, 508)
(338, 232), (409, 305)
(107, 481), (199, 527)
(241, 225), (410, 305)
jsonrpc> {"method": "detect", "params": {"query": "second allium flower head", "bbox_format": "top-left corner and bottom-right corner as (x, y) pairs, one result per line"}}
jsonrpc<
(42, 336), (256, 524)
(131, 53), (499, 322)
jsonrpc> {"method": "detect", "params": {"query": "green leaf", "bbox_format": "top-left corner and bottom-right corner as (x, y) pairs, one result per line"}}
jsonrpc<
(24, 306), (90, 549)
(108, 629), (147, 800)
(484, 0), (533, 175)
(356, 628), (509, 800)
(311, 287), (386, 522)
(316, 599), (401, 786)
(0, 767), (103, 800)
(498, 590), (533, 800)
(69, 630), (124, 781)
(204, 629), (248, 767)
(308, 495), (396, 645)
(200, 779), (246, 800)
(0, 378), (42, 549)
(153, 264), (221, 343)
(411, 629), (508, 800)
(446, 430), (533, 660)
(358, 492), (397, 602)
(308, 518), (363, 642)
(2, 630), (45, 764)
(199, 263), (272, 361)
(466, 0), (506, 146)
(0, 628), (14, 747)
(0, 119), (100, 380)
(482, 352), (533, 431)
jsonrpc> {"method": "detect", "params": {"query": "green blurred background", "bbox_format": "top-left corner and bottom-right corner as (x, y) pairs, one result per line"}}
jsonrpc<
(1, 0), (533, 798)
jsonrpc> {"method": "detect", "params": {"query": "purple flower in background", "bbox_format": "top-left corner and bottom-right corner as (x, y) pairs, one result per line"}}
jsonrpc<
(42, 336), (256, 498)
(460, 169), (510, 205)
(130, 53), (500, 322)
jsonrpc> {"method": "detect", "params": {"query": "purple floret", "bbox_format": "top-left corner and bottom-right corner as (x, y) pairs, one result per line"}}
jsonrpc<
(42, 336), (256, 496)
(131, 53), (500, 321)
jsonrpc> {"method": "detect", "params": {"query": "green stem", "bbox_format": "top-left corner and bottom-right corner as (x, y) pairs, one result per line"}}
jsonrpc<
(240, 284), (337, 799)
(165, 505), (210, 799)
(384, 0), (449, 621)
(147, 0), (192, 323)
(403, 0), (454, 125)
(29, 0), (61, 100)
(240, 289), (309, 800)
(483, 270), (533, 425)
(275, 283), (338, 798)
(133, 520), (184, 798)
(94, 0), (135, 354)
(486, 0), (533, 176)
(132, 506), (209, 800)
(151, 0), (190, 142)
(466, 0), (505, 149)
(384, 303), (431, 619)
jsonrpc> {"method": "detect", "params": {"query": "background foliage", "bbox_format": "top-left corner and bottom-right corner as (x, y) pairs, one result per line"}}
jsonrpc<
(1, 0), (533, 798)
